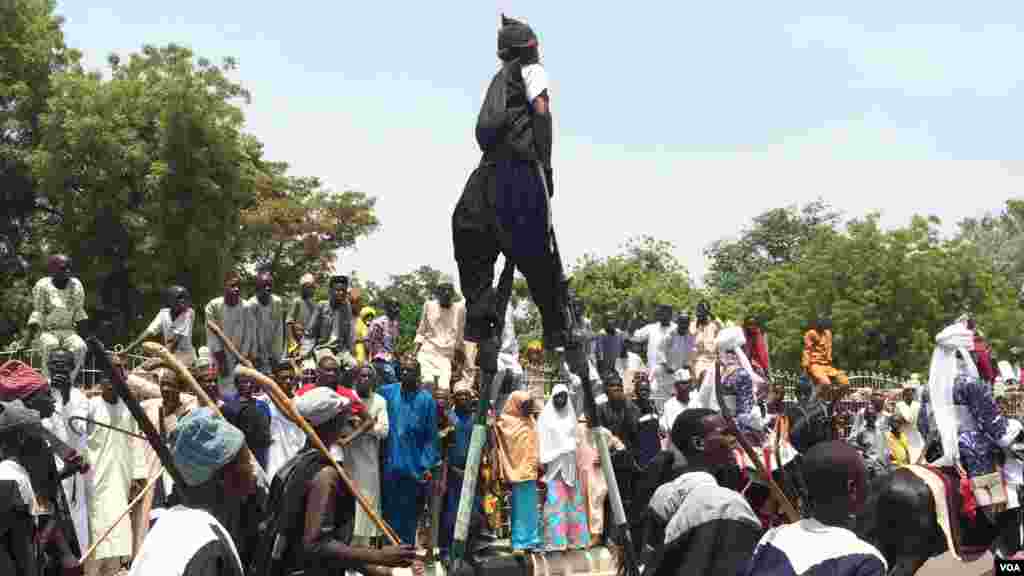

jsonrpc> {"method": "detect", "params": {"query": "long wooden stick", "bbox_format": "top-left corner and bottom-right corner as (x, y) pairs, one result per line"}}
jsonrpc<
(141, 342), (265, 483)
(715, 361), (801, 523)
(79, 465), (163, 565)
(206, 319), (255, 369)
(235, 365), (403, 546)
(337, 417), (375, 449)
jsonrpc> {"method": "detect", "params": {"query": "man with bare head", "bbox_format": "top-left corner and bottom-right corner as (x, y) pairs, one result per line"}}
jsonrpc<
(25, 254), (89, 383)
(741, 441), (886, 575)
(204, 270), (249, 396)
(245, 269), (287, 375)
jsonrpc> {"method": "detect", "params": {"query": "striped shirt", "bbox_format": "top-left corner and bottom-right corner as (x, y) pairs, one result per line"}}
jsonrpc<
(741, 518), (887, 576)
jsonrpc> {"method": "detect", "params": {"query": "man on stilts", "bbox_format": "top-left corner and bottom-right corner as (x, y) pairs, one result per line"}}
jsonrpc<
(450, 15), (578, 572)
(452, 14), (564, 378)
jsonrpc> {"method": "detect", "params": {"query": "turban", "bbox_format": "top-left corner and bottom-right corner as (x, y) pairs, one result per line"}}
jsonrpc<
(294, 387), (350, 427)
(300, 273), (315, 286)
(928, 322), (978, 467)
(0, 361), (48, 402)
(173, 407), (246, 487)
(716, 326), (764, 385)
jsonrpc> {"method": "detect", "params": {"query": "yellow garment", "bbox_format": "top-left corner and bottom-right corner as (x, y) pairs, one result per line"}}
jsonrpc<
(354, 307), (376, 365)
(494, 390), (539, 483)
(888, 431), (910, 465)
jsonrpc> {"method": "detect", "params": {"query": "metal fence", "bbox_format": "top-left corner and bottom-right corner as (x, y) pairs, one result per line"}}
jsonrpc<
(0, 347), (152, 389)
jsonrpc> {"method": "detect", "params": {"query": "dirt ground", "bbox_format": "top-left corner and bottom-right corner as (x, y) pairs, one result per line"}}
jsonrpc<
(918, 551), (994, 576)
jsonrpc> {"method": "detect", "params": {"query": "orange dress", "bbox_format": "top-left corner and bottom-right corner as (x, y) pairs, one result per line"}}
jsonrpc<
(801, 329), (849, 390)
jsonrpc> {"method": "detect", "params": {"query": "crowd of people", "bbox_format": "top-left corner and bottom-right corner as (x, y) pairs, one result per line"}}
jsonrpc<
(6, 253), (1024, 576)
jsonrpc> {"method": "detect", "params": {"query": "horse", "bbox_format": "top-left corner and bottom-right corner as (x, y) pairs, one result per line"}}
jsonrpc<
(856, 432), (1024, 576)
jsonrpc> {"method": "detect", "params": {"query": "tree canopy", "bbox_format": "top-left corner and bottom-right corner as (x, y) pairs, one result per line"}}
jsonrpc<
(570, 236), (697, 328)
(2, 2), (380, 346)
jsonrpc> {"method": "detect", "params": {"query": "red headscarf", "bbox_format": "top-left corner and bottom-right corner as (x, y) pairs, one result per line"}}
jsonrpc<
(0, 361), (48, 402)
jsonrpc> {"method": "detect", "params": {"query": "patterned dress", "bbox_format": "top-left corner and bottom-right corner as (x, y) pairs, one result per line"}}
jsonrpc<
(953, 373), (1022, 478)
(542, 453), (591, 552)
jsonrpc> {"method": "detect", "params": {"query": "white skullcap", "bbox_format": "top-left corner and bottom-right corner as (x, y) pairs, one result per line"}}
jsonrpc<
(294, 387), (350, 426)
(673, 368), (692, 383)
(551, 383), (570, 397)
(300, 273), (315, 286)
(315, 349), (337, 366)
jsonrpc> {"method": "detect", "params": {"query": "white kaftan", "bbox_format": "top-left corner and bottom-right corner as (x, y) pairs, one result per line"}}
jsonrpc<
(632, 322), (676, 394)
(265, 397), (306, 480)
(145, 307), (196, 367)
(86, 397), (143, 561)
(414, 300), (465, 391)
(204, 297), (248, 395)
(42, 386), (91, 550)
(343, 393), (389, 538)
(244, 295), (287, 372)
(28, 277), (89, 383)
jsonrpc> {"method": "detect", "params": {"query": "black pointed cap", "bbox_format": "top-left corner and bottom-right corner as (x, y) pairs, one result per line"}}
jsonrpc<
(498, 14), (537, 51)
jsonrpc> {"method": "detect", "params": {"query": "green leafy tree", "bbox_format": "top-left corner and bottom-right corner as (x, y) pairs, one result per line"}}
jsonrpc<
(237, 164), (379, 298)
(361, 265), (457, 357)
(730, 214), (1019, 374)
(704, 199), (841, 295)
(0, 0), (80, 342)
(956, 198), (1024, 294)
(571, 235), (697, 329)
(31, 44), (264, 340)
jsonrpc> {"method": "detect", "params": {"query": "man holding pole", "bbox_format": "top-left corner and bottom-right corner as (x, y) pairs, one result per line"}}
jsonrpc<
(257, 387), (417, 576)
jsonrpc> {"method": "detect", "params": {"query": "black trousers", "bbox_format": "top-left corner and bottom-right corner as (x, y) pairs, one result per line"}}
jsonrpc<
(452, 160), (563, 344)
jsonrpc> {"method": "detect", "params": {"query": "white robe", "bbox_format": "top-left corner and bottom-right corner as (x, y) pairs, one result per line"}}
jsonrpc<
(42, 386), (91, 551)
(343, 393), (389, 538)
(86, 397), (143, 560)
(414, 300), (465, 390)
(265, 398), (306, 480)
(204, 297), (248, 395)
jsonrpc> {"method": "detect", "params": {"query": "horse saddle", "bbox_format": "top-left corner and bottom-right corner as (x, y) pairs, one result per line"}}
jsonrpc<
(901, 465), (997, 562)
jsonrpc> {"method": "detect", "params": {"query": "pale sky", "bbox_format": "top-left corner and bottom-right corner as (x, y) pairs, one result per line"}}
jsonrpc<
(57, 2), (1024, 286)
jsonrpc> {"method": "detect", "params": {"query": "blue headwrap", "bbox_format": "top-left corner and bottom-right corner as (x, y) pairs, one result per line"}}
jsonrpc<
(173, 407), (246, 486)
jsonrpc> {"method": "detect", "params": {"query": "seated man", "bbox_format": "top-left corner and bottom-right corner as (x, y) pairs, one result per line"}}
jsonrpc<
(25, 255), (88, 384)
(741, 441), (887, 575)
(801, 316), (849, 401)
